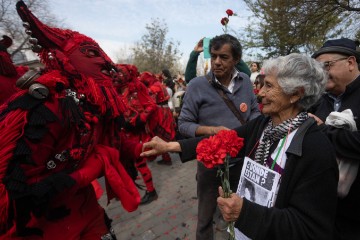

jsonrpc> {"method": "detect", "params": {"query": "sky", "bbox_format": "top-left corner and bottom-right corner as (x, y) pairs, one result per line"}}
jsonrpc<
(47, 0), (252, 69)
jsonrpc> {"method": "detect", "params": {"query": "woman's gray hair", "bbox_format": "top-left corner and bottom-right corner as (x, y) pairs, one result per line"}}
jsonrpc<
(262, 53), (327, 110)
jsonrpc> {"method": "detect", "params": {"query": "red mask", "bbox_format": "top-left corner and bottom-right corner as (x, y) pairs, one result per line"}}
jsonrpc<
(16, 0), (118, 84)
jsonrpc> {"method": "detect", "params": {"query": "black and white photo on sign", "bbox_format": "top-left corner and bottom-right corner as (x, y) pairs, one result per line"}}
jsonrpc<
(236, 157), (281, 208)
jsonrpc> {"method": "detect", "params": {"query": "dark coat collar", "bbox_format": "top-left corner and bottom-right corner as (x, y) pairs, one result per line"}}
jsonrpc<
(286, 118), (316, 157)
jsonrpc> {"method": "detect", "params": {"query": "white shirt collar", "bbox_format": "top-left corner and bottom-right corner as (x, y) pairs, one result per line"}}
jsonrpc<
(214, 68), (239, 93)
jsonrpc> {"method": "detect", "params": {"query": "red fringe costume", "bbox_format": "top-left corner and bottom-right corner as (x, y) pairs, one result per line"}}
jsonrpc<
(0, 1), (140, 239)
(139, 72), (176, 163)
(0, 35), (28, 105)
(114, 64), (158, 197)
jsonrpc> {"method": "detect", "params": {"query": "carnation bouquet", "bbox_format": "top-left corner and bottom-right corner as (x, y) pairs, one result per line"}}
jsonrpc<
(196, 130), (244, 240)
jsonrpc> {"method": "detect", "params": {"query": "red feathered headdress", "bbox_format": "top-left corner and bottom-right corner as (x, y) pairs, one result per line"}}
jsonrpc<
(16, 0), (125, 116)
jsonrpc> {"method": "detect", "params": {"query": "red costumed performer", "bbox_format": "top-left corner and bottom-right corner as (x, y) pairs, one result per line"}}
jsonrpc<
(0, 1), (140, 239)
(114, 64), (159, 205)
(139, 72), (176, 165)
(0, 35), (28, 105)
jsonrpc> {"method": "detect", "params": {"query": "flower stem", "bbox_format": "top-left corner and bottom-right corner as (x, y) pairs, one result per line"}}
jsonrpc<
(228, 221), (235, 240)
(223, 154), (232, 198)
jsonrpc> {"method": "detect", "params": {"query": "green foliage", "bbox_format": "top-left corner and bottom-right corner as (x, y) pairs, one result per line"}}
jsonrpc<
(132, 18), (182, 74)
(356, 30), (360, 42)
(240, 0), (359, 58)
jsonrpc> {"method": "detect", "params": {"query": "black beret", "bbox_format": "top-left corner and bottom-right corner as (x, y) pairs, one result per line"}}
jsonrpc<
(312, 38), (360, 62)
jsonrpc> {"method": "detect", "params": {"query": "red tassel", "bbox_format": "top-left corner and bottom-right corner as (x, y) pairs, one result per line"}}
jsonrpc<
(0, 185), (9, 230)
(0, 109), (28, 230)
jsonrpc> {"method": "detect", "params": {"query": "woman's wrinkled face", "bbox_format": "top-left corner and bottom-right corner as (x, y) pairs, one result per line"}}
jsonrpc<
(259, 73), (292, 117)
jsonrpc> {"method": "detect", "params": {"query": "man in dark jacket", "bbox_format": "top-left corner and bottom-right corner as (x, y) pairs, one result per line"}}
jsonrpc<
(310, 38), (360, 240)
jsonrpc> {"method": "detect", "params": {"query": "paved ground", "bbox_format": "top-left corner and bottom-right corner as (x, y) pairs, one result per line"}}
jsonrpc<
(98, 153), (229, 240)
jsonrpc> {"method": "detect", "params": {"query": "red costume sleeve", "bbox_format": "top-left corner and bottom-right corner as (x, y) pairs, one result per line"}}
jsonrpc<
(70, 145), (140, 212)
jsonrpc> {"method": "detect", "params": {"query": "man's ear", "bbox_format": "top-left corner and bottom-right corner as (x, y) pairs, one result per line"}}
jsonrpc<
(348, 56), (358, 71)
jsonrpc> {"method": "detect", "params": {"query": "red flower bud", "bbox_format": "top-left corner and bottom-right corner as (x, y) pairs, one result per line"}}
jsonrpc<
(226, 9), (234, 16)
(221, 17), (229, 26)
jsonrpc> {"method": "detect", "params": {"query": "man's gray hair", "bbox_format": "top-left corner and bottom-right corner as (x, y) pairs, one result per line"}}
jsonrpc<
(262, 53), (327, 110)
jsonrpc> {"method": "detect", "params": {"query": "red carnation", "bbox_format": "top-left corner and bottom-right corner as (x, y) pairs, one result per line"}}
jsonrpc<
(217, 130), (244, 157)
(196, 129), (244, 240)
(220, 17), (229, 26)
(196, 130), (244, 168)
(196, 136), (227, 168)
(226, 9), (234, 16)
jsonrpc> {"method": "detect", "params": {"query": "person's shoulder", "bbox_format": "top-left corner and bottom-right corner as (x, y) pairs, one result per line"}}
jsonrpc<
(302, 123), (337, 165)
(166, 87), (173, 96)
(235, 60), (251, 77)
(237, 71), (250, 80)
(173, 90), (185, 98)
(248, 115), (268, 127)
(235, 71), (252, 86)
(186, 76), (208, 88)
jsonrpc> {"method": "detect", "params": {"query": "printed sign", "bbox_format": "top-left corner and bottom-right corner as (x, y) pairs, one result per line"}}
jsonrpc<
(234, 157), (281, 239)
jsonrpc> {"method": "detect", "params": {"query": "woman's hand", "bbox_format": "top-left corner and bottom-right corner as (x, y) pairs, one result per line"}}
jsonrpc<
(308, 113), (324, 125)
(140, 136), (181, 157)
(217, 186), (243, 222)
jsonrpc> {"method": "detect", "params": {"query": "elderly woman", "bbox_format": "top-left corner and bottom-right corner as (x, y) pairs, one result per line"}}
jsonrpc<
(141, 53), (338, 240)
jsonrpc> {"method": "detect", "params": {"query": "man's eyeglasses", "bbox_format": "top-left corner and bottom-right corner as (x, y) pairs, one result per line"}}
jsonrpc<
(322, 57), (348, 70)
